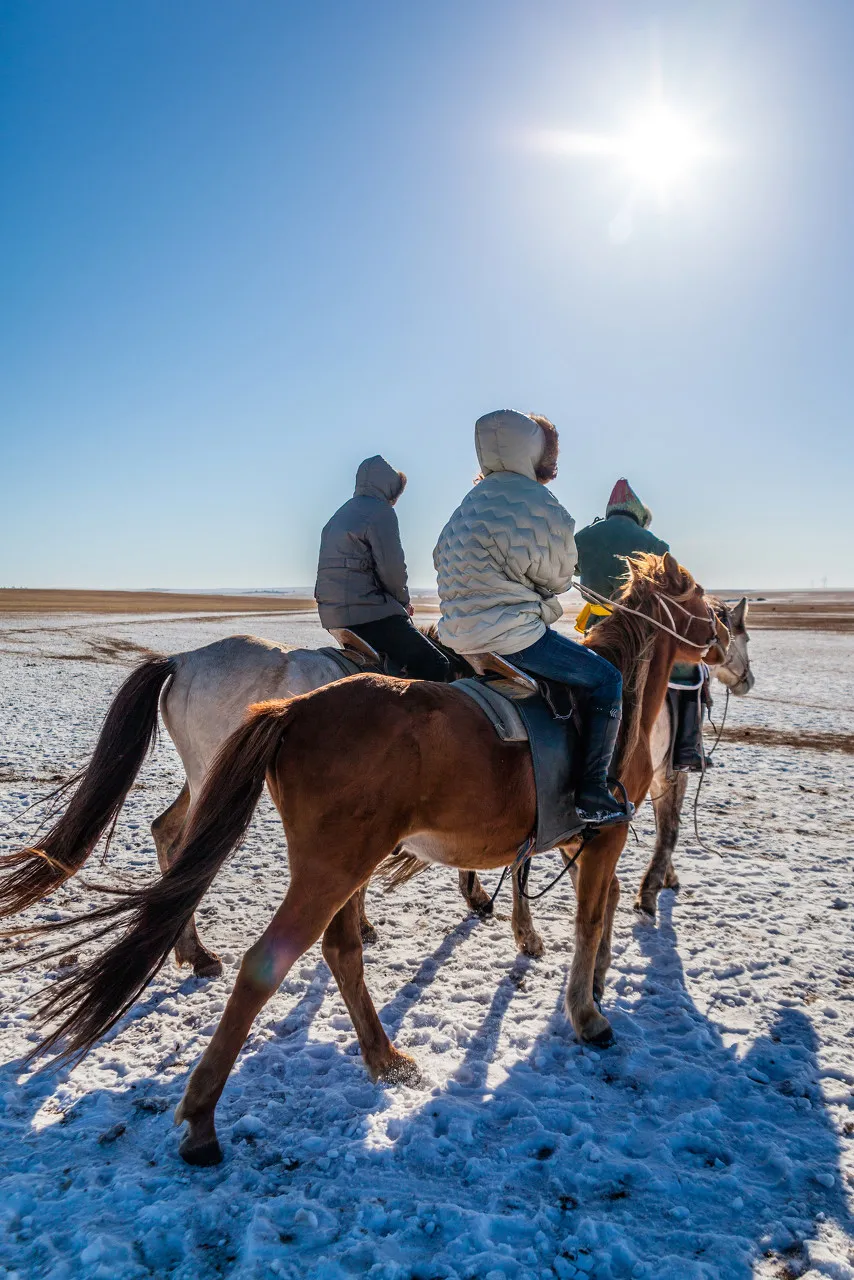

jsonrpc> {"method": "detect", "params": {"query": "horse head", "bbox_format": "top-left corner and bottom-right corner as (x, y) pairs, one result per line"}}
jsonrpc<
(710, 596), (755, 696)
(619, 552), (730, 662)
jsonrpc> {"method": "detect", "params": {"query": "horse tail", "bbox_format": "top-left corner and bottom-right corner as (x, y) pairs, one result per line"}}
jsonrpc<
(20, 698), (295, 1066)
(0, 655), (177, 918)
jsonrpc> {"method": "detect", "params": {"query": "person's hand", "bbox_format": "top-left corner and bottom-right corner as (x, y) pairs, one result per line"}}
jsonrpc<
(407, 604), (414, 617)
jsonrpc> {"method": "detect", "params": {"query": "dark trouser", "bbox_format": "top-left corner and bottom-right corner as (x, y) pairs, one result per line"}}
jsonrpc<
(511, 627), (622, 713)
(349, 615), (451, 682)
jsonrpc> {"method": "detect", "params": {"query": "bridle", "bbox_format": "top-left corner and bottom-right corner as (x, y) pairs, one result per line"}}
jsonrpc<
(572, 579), (723, 658)
(713, 605), (751, 689)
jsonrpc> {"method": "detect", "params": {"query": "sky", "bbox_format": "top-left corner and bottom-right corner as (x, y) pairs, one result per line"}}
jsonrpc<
(2, 0), (853, 591)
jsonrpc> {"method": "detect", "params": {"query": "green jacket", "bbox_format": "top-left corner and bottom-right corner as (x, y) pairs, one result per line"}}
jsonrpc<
(574, 513), (670, 600)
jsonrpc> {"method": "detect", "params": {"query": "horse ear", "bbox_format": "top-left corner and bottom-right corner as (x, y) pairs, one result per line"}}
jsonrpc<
(731, 596), (748, 629)
(662, 552), (680, 581)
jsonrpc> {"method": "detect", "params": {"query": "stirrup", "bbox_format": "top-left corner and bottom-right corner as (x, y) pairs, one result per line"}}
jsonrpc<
(675, 755), (711, 774)
(468, 652), (538, 694)
(576, 803), (635, 829)
(576, 778), (635, 828)
(328, 629), (382, 664)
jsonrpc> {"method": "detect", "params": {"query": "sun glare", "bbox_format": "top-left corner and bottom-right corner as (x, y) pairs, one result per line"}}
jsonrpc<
(618, 107), (709, 194)
(532, 101), (720, 210)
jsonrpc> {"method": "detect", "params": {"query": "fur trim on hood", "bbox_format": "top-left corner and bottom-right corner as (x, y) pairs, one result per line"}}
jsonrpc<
(474, 410), (546, 482)
(354, 456), (406, 503)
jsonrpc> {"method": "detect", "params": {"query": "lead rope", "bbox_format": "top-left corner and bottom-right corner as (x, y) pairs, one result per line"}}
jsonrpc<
(691, 685), (731, 855)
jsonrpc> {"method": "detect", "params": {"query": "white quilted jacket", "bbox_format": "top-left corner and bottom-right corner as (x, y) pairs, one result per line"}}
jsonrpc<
(433, 410), (578, 655)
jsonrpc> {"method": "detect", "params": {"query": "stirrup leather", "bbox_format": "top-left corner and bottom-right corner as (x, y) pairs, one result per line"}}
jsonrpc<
(467, 652), (539, 694)
(328, 628), (382, 664)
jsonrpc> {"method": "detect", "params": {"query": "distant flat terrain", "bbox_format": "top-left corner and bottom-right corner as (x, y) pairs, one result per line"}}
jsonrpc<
(730, 590), (854, 631)
(0, 588), (315, 615)
(2, 587), (852, 630)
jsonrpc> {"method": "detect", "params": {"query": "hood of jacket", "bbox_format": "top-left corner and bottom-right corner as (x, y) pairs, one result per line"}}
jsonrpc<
(354, 455), (405, 502)
(605, 477), (652, 528)
(474, 410), (545, 483)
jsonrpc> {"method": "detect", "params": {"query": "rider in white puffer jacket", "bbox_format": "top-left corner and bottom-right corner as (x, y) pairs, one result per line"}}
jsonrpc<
(434, 410), (633, 828)
(434, 410), (577, 655)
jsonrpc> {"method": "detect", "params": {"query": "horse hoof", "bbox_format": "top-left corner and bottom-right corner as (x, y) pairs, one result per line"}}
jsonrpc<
(588, 1026), (615, 1050)
(519, 934), (544, 959)
(375, 1051), (422, 1087)
(471, 900), (494, 919)
(179, 1136), (223, 1167)
(632, 903), (655, 923)
(193, 954), (223, 979)
(360, 923), (379, 945)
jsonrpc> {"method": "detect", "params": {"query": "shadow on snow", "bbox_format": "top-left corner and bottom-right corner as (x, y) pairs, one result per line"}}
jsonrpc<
(0, 898), (851, 1279)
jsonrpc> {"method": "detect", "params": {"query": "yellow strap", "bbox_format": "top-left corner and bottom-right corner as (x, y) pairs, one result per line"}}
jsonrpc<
(574, 601), (612, 633)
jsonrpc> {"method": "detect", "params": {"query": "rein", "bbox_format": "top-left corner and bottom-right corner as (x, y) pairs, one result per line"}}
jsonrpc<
(479, 832), (591, 910)
(470, 579), (728, 908)
(572, 579), (721, 657)
(690, 684), (731, 855)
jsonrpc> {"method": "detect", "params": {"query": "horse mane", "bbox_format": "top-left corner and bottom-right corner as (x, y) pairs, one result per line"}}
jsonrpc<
(585, 553), (697, 775)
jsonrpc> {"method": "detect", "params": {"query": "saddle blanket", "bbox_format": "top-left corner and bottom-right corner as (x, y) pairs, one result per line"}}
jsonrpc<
(453, 677), (584, 853)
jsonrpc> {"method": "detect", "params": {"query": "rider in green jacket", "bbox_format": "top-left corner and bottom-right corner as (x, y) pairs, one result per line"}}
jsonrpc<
(575, 479), (707, 771)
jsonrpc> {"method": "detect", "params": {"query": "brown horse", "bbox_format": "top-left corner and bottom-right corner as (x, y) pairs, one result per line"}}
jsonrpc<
(5, 554), (728, 1168)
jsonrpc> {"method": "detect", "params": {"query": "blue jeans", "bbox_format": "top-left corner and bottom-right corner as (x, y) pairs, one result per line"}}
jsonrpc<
(511, 628), (622, 714)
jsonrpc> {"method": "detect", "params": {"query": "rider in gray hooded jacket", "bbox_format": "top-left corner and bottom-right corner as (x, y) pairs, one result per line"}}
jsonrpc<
(315, 456), (450, 681)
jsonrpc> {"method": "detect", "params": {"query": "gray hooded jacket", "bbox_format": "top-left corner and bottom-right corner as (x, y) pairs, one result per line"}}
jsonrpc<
(433, 410), (578, 655)
(314, 456), (411, 628)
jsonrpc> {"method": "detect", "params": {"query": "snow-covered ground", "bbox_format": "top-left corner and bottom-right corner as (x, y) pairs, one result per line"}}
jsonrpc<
(1, 613), (852, 1280)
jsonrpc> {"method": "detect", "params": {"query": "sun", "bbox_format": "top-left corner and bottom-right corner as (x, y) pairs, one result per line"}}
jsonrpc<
(617, 107), (710, 196)
(531, 102), (718, 205)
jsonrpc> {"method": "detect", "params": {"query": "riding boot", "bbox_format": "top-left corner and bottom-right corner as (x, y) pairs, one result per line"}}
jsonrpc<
(673, 690), (708, 772)
(575, 705), (636, 827)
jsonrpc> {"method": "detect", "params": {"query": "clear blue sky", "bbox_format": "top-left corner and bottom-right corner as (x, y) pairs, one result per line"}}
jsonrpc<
(2, 0), (852, 590)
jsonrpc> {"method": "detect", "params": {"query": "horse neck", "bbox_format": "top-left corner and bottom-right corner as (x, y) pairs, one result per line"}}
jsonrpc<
(639, 634), (678, 738)
(620, 632), (678, 783)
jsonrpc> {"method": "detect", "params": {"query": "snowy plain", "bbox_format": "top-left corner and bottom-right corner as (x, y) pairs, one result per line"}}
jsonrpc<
(0, 611), (852, 1280)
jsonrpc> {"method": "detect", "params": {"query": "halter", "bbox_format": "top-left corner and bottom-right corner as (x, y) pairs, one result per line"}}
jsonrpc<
(714, 604), (751, 687)
(571, 579), (722, 658)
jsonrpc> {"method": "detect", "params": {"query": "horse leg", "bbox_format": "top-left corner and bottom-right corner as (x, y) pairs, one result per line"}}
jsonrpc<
(175, 861), (369, 1166)
(356, 883), (378, 945)
(151, 783), (223, 978)
(634, 772), (687, 920)
(662, 775), (686, 890)
(458, 869), (494, 918)
(593, 873), (621, 1007)
(565, 834), (623, 1046)
(322, 894), (420, 1083)
(564, 857), (615, 1004)
(511, 866), (544, 957)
